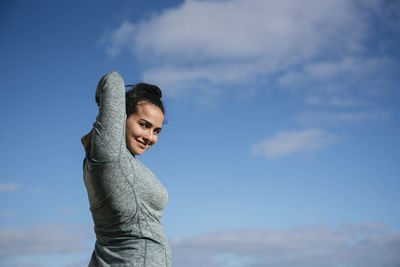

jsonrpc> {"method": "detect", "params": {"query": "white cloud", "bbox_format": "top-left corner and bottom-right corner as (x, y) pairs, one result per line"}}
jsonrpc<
(295, 110), (391, 127)
(0, 183), (21, 193)
(100, 0), (398, 98)
(2, 263), (44, 267)
(1, 222), (398, 267)
(0, 224), (92, 260)
(252, 129), (337, 159)
(129, 0), (369, 61)
(59, 206), (76, 214)
(28, 186), (43, 194)
(213, 253), (256, 267)
(278, 56), (397, 107)
(99, 21), (136, 57)
(0, 183), (44, 194)
(63, 258), (92, 267)
(0, 212), (17, 218)
(171, 223), (400, 267)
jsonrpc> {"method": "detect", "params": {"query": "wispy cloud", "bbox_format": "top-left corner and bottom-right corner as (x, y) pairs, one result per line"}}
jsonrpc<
(1, 262), (44, 267)
(100, 0), (399, 98)
(0, 183), (21, 193)
(171, 223), (400, 267)
(0, 183), (44, 194)
(100, 0), (399, 155)
(278, 56), (397, 107)
(252, 129), (338, 159)
(99, 21), (136, 57)
(294, 110), (391, 127)
(0, 212), (17, 219)
(1, 222), (398, 267)
(28, 186), (43, 194)
(59, 206), (76, 214)
(0, 224), (92, 260)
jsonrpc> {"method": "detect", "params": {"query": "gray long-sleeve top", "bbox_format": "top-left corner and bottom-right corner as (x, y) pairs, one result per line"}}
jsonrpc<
(83, 72), (171, 267)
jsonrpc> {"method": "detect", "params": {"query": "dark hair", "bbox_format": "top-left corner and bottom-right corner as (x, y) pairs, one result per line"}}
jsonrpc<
(125, 83), (165, 117)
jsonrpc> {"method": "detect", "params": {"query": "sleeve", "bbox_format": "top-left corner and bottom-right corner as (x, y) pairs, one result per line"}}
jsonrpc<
(90, 71), (126, 162)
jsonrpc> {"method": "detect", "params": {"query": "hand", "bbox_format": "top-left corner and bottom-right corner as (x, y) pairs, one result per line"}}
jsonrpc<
(81, 128), (94, 153)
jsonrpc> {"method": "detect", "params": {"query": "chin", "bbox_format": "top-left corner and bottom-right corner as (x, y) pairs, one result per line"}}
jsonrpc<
(127, 145), (141, 156)
(135, 147), (147, 156)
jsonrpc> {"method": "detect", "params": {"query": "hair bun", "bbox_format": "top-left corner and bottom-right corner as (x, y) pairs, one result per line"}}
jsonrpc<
(149, 84), (162, 99)
(134, 83), (162, 99)
(125, 82), (165, 116)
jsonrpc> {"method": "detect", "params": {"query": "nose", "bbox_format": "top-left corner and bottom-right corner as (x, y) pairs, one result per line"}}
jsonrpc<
(143, 129), (155, 145)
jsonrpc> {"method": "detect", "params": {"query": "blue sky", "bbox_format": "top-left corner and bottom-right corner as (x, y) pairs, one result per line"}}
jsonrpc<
(1, 0), (400, 266)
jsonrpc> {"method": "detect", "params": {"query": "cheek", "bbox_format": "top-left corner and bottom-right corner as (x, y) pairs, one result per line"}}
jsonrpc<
(126, 118), (137, 134)
(126, 124), (139, 137)
(125, 128), (132, 140)
(152, 135), (159, 144)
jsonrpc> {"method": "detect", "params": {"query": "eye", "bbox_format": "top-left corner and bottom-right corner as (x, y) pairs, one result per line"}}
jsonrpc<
(153, 128), (161, 135)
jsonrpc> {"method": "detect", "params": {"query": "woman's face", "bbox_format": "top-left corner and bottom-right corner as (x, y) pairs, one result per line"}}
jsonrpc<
(126, 102), (164, 155)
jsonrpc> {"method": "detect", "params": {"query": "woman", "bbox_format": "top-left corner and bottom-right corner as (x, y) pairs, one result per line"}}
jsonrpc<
(81, 71), (170, 266)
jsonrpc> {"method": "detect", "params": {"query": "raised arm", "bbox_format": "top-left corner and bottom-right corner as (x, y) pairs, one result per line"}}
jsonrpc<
(90, 71), (126, 162)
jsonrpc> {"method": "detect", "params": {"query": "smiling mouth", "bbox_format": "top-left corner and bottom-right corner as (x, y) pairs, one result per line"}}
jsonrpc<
(136, 140), (147, 149)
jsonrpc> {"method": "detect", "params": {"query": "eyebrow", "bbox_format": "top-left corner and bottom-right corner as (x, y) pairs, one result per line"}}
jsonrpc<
(139, 118), (162, 130)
